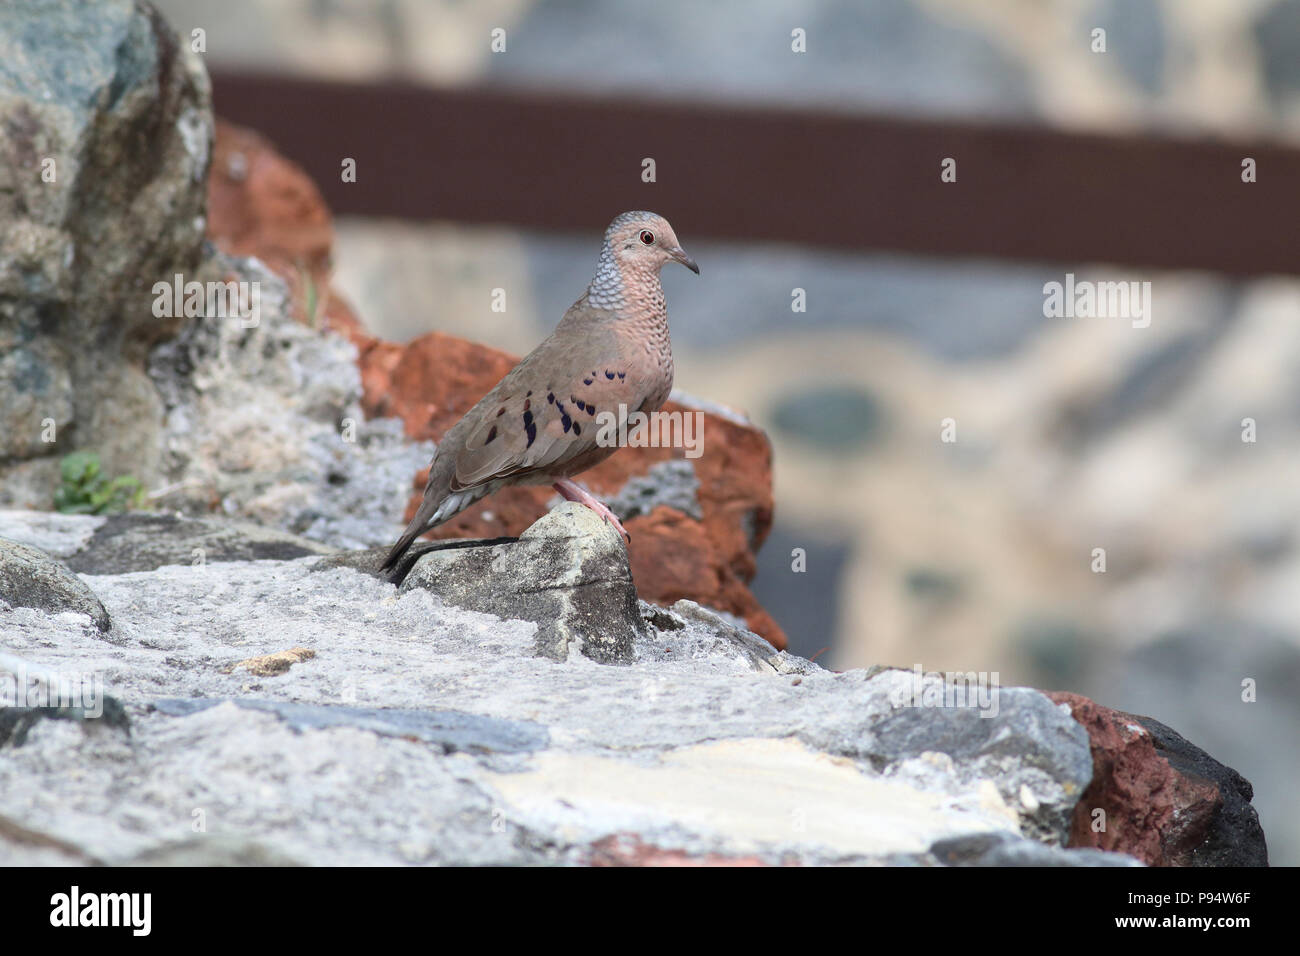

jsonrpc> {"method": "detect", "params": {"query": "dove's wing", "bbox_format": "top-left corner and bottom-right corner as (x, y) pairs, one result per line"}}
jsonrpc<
(450, 300), (652, 490)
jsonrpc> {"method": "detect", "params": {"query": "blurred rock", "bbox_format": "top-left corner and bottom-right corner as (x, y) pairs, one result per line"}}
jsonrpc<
(206, 118), (335, 326)
(1255, 0), (1300, 104)
(1085, 0), (1166, 95)
(0, 0), (211, 486)
(1101, 621), (1300, 869)
(770, 383), (885, 451)
(491, 0), (1034, 119)
(59, 511), (335, 574)
(0, 688), (129, 748)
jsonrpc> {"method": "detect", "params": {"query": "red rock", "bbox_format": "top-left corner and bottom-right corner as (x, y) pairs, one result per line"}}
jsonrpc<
(205, 119), (787, 649)
(207, 120), (335, 327)
(1048, 692), (1230, 866)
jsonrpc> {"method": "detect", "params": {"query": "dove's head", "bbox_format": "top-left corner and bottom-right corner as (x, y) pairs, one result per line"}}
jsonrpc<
(604, 211), (699, 276)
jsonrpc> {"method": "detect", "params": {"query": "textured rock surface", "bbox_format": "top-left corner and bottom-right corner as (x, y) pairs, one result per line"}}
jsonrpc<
(0, 508), (1148, 867)
(0, 8), (439, 557)
(0, 509), (335, 576)
(67, 512), (335, 574)
(1050, 692), (1268, 866)
(0, 0), (211, 491)
(401, 504), (644, 664)
(0, 537), (111, 633)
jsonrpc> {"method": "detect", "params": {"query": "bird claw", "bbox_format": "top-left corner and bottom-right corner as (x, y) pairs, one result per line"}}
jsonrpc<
(589, 501), (630, 542)
(552, 479), (630, 543)
(602, 512), (632, 543)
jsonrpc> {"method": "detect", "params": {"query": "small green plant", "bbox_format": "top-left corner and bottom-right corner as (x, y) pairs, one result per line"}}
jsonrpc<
(54, 451), (148, 515)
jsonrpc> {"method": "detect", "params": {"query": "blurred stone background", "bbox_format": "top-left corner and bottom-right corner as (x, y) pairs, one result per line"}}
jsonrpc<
(147, 0), (1300, 863)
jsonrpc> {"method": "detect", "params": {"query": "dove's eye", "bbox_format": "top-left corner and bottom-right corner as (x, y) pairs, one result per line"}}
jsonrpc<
(639, 230), (655, 245)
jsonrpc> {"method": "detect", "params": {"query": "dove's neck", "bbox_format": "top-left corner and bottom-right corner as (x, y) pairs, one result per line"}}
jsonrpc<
(587, 244), (666, 319)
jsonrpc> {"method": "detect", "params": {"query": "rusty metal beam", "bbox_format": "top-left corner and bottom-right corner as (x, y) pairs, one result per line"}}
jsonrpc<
(210, 70), (1300, 277)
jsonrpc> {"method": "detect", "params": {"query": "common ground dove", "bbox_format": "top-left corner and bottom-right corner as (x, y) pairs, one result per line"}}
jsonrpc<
(380, 211), (699, 573)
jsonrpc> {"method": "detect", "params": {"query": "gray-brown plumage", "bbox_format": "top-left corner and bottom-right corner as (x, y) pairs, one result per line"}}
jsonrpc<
(380, 211), (699, 574)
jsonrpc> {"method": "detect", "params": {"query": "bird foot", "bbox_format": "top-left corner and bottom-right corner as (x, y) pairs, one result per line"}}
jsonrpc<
(553, 480), (630, 542)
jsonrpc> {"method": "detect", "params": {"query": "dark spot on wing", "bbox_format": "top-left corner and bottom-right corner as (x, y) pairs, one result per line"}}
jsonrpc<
(486, 425), (497, 444)
(583, 378), (592, 386)
(523, 398), (531, 412)
(496, 407), (505, 417)
(573, 422), (581, 436)
(525, 421), (537, 447)
(547, 392), (555, 404)
(617, 372), (626, 381)
(605, 370), (615, 380)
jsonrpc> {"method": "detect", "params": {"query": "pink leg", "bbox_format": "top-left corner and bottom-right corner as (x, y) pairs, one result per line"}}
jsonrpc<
(553, 479), (630, 542)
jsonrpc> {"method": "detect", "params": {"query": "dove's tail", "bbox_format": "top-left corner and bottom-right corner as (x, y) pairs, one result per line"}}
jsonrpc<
(379, 486), (486, 576)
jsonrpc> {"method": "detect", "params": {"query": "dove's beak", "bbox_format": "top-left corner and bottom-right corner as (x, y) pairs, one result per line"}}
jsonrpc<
(670, 246), (700, 274)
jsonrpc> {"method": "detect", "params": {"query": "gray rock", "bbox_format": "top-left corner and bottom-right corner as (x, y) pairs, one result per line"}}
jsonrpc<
(0, 537), (112, 632)
(639, 599), (818, 675)
(605, 459), (702, 521)
(313, 537), (514, 580)
(0, 511), (105, 559)
(0, 509), (1232, 867)
(402, 503), (644, 664)
(140, 250), (435, 548)
(930, 831), (1142, 867)
(152, 698), (549, 755)
(0, 695), (130, 748)
(859, 681), (1093, 844)
(0, 0), (210, 478)
(57, 511), (336, 575)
